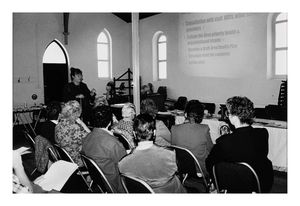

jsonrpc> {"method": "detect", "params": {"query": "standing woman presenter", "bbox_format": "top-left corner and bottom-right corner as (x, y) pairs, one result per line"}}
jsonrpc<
(63, 67), (96, 124)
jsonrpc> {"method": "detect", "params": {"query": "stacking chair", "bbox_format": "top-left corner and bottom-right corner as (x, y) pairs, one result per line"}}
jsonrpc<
(212, 162), (261, 193)
(53, 144), (92, 192)
(120, 174), (154, 193)
(80, 153), (114, 193)
(23, 130), (35, 149)
(113, 132), (133, 151)
(169, 145), (209, 193)
(53, 144), (75, 163)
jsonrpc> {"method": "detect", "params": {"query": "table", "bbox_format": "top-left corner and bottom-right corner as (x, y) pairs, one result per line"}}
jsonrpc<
(13, 106), (44, 136)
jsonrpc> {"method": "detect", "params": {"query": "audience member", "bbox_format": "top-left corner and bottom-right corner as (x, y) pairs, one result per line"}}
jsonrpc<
(82, 105), (127, 193)
(119, 113), (186, 193)
(112, 103), (136, 148)
(140, 85), (150, 100)
(205, 96), (274, 192)
(63, 67), (96, 124)
(38, 101), (61, 145)
(13, 147), (35, 193)
(93, 95), (118, 124)
(55, 100), (90, 167)
(105, 81), (116, 104)
(171, 100), (213, 177)
(140, 98), (171, 146)
(174, 96), (188, 111)
(148, 83), (154, 94)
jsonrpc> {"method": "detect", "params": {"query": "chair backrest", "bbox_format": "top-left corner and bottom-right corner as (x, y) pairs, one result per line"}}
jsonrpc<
(174, 96), (187, 111)
(113, 132), (132, 150)
(48, 147), (59, 162)
(157, 86), (167, 101)
(23, 131), (35, 149)
(121, 174), (154, 193)
(53, 144), (75, 163)
(212, 162), (261, 193)
(80, 153), (114, 193)
(169, 145), (208, 187)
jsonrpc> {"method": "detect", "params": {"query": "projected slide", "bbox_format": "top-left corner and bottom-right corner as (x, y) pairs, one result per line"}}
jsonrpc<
(178, 13), (266, 78)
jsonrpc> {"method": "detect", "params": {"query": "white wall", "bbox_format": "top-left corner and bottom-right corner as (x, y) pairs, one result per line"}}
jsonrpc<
(139, 13), (284, 108)
(13, 13), (64, 107)
(67, 13), (131, 97)
(13, 13), (130, 107)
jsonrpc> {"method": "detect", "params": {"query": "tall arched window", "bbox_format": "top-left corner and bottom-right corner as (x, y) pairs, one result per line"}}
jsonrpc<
(267, 13), (288, 79)
(97, 29), (112, 78)
(152, 31), (167, 81)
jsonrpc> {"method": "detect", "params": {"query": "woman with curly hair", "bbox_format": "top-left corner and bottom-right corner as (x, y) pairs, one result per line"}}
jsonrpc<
(205, 96), (274, 192)
(55, 100), (90, 167)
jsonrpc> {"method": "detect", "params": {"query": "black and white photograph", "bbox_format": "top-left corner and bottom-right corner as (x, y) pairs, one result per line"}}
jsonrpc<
(4, 0), (298, 205)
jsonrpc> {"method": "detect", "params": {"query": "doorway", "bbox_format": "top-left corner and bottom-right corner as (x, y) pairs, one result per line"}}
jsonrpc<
(43, 39), (69, 104)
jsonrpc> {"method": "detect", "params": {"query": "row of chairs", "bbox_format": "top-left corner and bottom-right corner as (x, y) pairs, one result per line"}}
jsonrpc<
(111, 132), (262, 193)
(24, 130), (261, 193)
(23, 130), (153, 193)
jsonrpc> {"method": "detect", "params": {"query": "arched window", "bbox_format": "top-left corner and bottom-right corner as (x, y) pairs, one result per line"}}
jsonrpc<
(267, 13), (288, 79)
(152, 31), (167, 81)
(97, 29), (112, 78)
(43, 39), (68, 64)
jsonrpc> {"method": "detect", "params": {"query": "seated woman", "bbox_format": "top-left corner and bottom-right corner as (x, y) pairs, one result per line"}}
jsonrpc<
(205, 96), (274, 192)
(38, 101), (61, 145)
(140, 85), (150, 100)
(111, 103), (136, 148)
(105, 81), (116, 105)
(118, 113), (186, 193)
(140, 98), (171, 146)
(171, 100), (213, 178)
(55, 100), (90, 167)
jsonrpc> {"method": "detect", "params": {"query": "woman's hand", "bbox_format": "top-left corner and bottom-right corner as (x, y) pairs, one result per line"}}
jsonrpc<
(90, 88), (96, 96)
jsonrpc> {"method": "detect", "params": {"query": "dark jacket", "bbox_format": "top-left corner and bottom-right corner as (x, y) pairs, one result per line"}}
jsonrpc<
(82, 128), (127, 193)
(205, 126), (274, 192)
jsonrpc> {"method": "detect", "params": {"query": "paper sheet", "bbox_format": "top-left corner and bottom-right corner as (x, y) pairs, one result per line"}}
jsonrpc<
(34, 160), (78, 191)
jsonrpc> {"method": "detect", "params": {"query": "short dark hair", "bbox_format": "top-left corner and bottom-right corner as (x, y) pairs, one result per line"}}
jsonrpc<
(91, 105), (112, 128)
(133, 113), (156, 141)
(185, 100), (204, 123)
(226, 96), (254, 124)
(45, 101), (61, 120)
(70, 67), (82, 79)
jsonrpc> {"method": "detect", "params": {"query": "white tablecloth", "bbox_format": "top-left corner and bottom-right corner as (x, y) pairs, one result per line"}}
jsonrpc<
(175, 116), (287, 171)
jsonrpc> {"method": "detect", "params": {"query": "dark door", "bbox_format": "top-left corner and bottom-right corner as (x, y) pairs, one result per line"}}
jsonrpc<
(43, 63), (68, 104)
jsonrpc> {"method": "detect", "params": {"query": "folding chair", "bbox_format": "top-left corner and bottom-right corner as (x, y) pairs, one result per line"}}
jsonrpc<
(212, 162), (261, 193)
(23, 130), (35, 149)
(53, 144), (92, 192)
(80, 153), (114, 193)
(121, 174), (154, 193)
(169, 145), (209, 193)
(113, 132), (133, 151)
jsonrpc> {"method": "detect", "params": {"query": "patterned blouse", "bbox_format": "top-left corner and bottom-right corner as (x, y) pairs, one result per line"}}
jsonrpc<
(55, 118), (89, 167)
(113, 119), (135, 147)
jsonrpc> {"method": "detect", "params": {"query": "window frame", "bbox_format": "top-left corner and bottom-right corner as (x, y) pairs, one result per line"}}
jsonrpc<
(267, 13), (288, 79)
(97, 29), (112, 79)
(152, 31), (167, 81)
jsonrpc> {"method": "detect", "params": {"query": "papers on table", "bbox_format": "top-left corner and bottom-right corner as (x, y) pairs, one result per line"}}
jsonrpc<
(34, 160), (78, 191)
